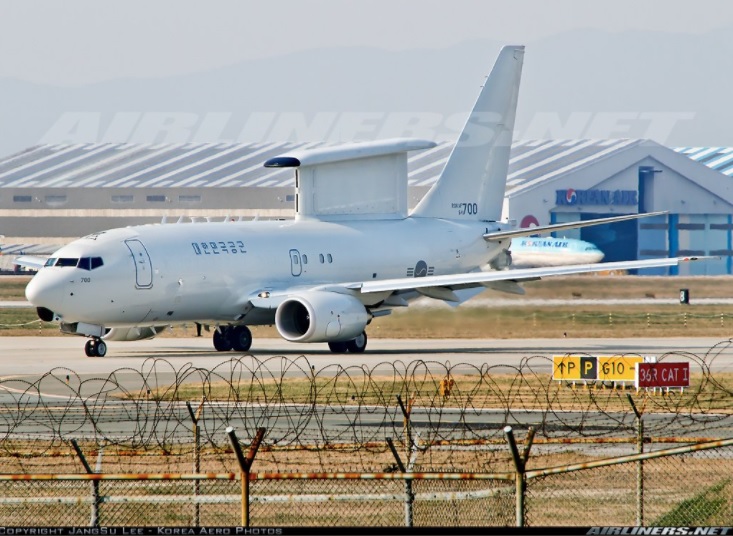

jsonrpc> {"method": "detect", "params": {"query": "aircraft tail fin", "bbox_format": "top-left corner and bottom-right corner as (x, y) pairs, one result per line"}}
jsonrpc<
(411, 45), (524, 221)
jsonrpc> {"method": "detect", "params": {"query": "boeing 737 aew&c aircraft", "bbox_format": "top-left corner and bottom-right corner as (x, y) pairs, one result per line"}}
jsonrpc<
(17, 46), (704, 356)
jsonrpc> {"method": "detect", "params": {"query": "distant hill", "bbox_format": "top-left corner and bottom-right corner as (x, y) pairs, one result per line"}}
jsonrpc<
(0, 28), (730, 156)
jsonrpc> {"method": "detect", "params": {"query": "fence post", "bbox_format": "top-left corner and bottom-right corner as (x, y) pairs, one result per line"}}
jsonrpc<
(396, 394), (414, 455)
(627, 394), (644, 526)
(70, 439), (100, 528)
(396, 394), (416, 527)
(387, 437), (414, 527)
(227, 426), (265, 527)
(187, 398), (205, 527)
(505, 426), (533, 527)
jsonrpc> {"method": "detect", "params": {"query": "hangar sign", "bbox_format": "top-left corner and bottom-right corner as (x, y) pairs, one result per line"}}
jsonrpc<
(556, 188), (638, 206)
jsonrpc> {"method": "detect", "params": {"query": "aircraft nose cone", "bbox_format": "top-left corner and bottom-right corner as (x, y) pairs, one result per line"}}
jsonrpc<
(25, 274), (65, 316)
(25, 275), (45, 304)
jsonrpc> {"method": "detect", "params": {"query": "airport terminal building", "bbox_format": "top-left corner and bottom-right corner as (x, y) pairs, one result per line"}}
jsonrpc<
(1, 139), (732, 275)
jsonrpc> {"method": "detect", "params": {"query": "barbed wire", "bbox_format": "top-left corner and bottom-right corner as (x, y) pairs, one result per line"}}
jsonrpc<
(0, 340), (731, 473)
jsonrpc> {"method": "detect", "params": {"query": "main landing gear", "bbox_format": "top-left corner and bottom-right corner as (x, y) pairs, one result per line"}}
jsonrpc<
(84, 338), (107, 357)
(213, 325), (253, 352)
(327, 331), (367, 354)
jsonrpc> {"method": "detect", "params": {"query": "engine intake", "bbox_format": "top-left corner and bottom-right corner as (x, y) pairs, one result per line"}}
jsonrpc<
(275, 291), (369, 343)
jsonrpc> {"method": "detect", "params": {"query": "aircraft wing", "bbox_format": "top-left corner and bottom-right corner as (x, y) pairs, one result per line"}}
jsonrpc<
(13, 256), (47, 270)
(248, 256), (708, 311)
(350, 256), (705, 296)
(483, 211), (667, 241)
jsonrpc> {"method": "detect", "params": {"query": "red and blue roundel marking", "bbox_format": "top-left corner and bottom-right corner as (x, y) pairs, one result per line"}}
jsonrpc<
(565, 188), (577, 205)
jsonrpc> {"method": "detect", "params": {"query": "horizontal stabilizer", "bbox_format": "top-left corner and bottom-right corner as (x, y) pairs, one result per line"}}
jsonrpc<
(484, 211), (668, 241)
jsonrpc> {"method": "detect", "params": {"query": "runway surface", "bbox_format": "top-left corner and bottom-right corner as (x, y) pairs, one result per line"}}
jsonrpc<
(0, 336), (732, 375)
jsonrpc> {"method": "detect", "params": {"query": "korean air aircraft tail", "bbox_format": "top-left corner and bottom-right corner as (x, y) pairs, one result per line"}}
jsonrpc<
(411, 45), (524, 222)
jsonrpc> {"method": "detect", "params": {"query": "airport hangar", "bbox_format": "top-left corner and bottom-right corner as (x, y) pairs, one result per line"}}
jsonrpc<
(0, 139), (732, 276)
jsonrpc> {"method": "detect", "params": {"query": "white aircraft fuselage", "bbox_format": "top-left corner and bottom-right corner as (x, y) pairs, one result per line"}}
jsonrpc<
(27, 218), (500, 327)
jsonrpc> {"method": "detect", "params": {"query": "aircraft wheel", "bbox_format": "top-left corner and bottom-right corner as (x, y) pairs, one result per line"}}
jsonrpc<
(346, 332), (367, 353)
(328, 341), (349, 353)
(85, 339), (107, 357)
(213, 328), (232, 352)
(230, 325), (252, 352)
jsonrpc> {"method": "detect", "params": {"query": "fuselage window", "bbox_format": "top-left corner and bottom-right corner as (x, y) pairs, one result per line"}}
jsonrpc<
(44, 258), (57, 267)
(327, 254), (333, 263)
(302, 255), (308, 264)
(56, 258), (79, 267)
(319, 254), (324, 264)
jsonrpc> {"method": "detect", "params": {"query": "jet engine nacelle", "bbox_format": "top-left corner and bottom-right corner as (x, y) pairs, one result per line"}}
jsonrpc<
(275, 291), (369, 343)
(103, 326), (167, 341)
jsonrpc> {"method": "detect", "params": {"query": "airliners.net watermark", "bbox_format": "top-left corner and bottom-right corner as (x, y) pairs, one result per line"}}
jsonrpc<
(39, 111), (695, 146)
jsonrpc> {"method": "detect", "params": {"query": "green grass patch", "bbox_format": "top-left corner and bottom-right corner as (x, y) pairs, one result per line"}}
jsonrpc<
(653, 479), (731, 526)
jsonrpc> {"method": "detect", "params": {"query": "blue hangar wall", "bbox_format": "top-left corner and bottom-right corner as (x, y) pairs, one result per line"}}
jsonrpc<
(503, 140), (733, 276)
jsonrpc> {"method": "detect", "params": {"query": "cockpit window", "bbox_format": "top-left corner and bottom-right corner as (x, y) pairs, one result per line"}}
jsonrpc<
(78, 257), (104, 271)
(44, 257), (104, 269)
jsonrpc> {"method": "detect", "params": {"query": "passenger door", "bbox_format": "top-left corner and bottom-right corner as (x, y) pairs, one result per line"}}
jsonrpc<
(289, 249), (302, 277)
(125, 239), (153, 289)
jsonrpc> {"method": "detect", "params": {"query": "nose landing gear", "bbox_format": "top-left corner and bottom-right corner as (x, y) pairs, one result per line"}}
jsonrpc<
(84, 338), (107, 357)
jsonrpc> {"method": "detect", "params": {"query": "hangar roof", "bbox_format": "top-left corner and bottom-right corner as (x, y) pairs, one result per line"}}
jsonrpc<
(0, 139), (725, 190)
(674, 147), (733, 176)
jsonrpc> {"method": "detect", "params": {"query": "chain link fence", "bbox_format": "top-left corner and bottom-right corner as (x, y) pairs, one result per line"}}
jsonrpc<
(0, 346), (731, 527)
(0, 439), (730, 527)
(525, 443), (733, 526)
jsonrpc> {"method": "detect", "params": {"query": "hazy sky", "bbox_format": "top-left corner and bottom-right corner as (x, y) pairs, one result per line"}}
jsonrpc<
(2, 0), (733, 85)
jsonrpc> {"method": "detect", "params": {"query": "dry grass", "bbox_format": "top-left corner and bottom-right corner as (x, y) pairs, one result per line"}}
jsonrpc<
(125, 370), (733, 415)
